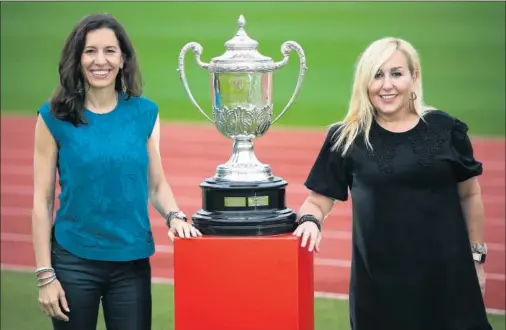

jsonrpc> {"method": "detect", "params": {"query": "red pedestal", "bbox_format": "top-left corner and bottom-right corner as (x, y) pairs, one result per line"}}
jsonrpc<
(173, 234), (314, 330)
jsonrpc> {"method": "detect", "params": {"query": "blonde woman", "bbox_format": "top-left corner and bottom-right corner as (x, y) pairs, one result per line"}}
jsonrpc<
(293, 37), (491, 329)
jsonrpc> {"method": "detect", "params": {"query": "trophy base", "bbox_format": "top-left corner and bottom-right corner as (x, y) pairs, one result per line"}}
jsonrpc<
(192, 177), (297, 236)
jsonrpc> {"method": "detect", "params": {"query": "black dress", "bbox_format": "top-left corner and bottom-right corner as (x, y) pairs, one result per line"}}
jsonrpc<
(305, 110), (492, 330)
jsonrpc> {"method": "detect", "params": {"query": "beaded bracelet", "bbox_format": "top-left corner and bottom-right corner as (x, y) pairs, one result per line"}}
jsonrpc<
(298, 214), (322, 232)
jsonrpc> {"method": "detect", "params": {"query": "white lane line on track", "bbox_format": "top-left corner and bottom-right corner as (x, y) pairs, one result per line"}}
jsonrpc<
(2, 207), (505, 250)
(1, 232), (505, 282)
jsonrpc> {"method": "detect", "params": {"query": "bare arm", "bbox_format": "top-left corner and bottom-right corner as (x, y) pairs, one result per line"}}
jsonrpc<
(298, 191), (336, 223)
(294, 190), (336, 252)
(147, 115), (181, 217)
(31, 116), (58, 273)
(458, 176), (488, 296)
(458, 177), (485, 245)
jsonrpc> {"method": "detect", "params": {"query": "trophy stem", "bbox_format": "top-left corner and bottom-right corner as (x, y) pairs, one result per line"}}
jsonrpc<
(214, 136), (273, 182)
(229, 137), (261, 167)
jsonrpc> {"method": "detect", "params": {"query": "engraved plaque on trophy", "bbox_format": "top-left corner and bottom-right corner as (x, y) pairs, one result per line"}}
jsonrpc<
(177, 15), (307, 235)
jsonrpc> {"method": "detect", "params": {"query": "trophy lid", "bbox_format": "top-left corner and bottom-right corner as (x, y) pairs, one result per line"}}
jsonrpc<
(208, 15), (276, 73)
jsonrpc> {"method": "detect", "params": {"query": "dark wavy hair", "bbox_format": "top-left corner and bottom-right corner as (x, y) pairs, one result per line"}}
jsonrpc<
(49, 13), (143, 126)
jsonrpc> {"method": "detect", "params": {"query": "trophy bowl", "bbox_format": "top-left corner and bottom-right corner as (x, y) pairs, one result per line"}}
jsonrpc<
(177, 15), (307, 236)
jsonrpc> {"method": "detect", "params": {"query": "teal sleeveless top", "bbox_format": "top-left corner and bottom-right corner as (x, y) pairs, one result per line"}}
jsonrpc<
(38, 94), (158, 262)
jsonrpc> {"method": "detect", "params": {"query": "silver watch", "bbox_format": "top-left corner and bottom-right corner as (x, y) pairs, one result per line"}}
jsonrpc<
(471, 242), (487, 264)
(166, 211), (187, 228)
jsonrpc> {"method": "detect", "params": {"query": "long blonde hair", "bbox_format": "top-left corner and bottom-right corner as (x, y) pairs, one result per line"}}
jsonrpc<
(331, 37), (433, 156)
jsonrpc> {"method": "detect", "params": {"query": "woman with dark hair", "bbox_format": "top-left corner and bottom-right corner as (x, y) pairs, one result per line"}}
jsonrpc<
(32, 13), (200, 329)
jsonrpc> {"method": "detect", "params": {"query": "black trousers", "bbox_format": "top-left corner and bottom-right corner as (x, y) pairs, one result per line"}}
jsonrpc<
(50, 237), (152, 330)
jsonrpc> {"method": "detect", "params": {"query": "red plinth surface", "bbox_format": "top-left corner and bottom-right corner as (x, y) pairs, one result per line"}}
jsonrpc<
(173, 234), (314, 330)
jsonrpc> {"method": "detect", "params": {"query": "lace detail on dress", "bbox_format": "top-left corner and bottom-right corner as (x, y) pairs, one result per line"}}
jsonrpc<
(367, 131), (403, 174)
(407, 124), (450, 167)
(367, 119), (451, 174)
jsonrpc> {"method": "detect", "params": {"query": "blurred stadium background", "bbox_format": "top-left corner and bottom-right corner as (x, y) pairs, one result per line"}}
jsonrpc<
(1, 2), (504, 329)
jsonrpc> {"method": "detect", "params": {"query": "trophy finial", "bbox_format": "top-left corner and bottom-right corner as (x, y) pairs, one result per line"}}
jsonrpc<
(224, 14), (258, 50)
(238, 15), (246, 29)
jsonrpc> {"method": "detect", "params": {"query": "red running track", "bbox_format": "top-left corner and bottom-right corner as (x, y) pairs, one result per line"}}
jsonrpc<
(1, 115), (504, 312)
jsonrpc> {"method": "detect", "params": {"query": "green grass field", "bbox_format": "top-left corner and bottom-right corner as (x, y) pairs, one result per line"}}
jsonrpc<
(1, 270), (505, 330)
(1, 2), (505, 135)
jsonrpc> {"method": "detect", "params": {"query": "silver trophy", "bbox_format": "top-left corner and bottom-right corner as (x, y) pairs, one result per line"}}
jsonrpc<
(177, 15), (307, 236)
(177, 15), (307, 183)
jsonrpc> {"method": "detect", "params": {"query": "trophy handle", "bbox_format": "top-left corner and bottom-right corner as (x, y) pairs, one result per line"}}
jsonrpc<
(271, 41), (308, 125)
(177, 42), (214, 123)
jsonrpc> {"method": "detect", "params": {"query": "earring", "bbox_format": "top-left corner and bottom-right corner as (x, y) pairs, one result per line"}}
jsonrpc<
(410, 92), (417, 101)
(120, 69), (127, 94)
(77, 79), (84, 97)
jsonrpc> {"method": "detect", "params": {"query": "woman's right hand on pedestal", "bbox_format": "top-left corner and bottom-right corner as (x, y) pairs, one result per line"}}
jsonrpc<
(293, 221), (322, 253)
